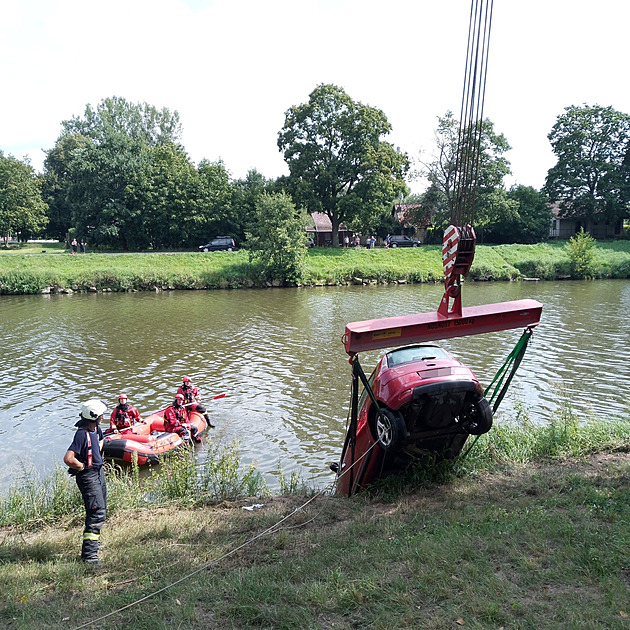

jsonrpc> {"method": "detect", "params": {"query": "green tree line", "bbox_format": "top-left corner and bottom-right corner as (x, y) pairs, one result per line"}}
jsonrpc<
(1, 91), (629, 254)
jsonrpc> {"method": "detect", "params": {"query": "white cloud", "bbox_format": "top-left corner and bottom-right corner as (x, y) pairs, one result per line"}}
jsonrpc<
(2, 0), (629, 193)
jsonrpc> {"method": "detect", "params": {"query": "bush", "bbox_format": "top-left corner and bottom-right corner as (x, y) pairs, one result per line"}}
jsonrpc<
(566, 228), (596, 278)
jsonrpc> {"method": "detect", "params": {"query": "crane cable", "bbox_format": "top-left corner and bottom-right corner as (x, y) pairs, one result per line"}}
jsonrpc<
(451, 0), (494, 229)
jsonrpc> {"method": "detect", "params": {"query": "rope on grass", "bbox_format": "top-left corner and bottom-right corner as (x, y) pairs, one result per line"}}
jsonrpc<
(70, 441), (376, 630)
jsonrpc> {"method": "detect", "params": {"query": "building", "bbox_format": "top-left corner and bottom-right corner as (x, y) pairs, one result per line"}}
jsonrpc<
(549, 202), (624, 239)
(306, 212), (352, 247)
(392, 204), (432, 243)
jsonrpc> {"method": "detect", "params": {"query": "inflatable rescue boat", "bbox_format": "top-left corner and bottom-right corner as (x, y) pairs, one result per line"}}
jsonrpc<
(103, 408), (208, 465)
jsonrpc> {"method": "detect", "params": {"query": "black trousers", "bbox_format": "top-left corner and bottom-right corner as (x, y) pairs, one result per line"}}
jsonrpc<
(75, 466), (107, 560)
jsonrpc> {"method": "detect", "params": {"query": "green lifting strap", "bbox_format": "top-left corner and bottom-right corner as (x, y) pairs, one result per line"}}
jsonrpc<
(461, 327), (533, 460)
(484, 328), (533, 413)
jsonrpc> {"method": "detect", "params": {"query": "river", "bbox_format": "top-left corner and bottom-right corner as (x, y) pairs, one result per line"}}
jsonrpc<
(0, 279), (628, 494)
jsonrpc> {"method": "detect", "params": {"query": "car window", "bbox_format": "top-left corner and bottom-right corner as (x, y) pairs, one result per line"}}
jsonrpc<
(386, 346), (449, 367)
(358, 367), (377, 409)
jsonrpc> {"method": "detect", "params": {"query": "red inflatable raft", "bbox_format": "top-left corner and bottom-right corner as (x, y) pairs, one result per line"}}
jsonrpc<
(103, 408), (207, 465)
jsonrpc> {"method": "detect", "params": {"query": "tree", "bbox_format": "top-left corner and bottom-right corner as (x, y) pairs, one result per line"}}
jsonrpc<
(62, 95), (182, 147)
(124, 142), (200, 249)
(418, 111), (512, 234)
(277, 84), (409, 247)
(545, 104), (630, 224)
(230, 169), (277, 243)
(41, 134), (89, 241)
(484, 186), (552, 244)
(245, 192), (308, 285)
(0, 152), (48, 246)
(43, 97), (183, 248)
(197, 160), (236, 241)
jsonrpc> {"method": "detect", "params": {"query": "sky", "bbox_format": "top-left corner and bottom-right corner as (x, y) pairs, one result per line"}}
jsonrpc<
(2, 0), (629, 194)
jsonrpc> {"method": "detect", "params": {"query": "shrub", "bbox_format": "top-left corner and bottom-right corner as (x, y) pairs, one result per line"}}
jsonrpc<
(566, 228), (596, 278)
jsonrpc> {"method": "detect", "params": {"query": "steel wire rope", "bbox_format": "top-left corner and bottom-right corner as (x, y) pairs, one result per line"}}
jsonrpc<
(451, 0), (493, 229)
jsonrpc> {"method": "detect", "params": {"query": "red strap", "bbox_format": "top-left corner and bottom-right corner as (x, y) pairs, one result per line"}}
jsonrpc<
(86, 430), (93, 468)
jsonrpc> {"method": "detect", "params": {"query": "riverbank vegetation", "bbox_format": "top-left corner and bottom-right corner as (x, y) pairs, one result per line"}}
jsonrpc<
(1, 241), (630, 295)
(1, 412), (630, 628)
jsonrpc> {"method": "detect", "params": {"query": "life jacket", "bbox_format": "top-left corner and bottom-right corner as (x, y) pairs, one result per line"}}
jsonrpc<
(114, 404), (133, 430)
(180, 384), (197, 404)
(166, 403), (188, 428)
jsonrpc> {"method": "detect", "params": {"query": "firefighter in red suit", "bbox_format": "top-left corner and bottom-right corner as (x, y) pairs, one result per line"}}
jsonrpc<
(176, 376), (215, 428)
(164, 393), (201, 443)
(109, 393), (143, 432)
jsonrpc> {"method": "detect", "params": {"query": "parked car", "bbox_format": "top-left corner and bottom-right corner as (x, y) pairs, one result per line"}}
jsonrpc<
(198, 236), (236, 252)
(389, 235), (420, 248)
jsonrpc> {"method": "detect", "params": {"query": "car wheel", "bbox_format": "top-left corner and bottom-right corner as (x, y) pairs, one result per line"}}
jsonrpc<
(370, 408), (406, 452)
(227, 247), (233, 251)
(461, 396), (493, 435)
(413, 243), (418, 247)
(203, 247), (209, 252)
(391, 243), (397, 248)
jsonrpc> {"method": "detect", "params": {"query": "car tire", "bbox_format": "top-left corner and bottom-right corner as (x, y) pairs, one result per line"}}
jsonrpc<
(413, 243), (418, 247)
(370, 408), (406, 452)
(461, 395), (493, 435)
(203, 247), (209, 252)
(391, 243), (397, 248)
(227, 247), (233, 252)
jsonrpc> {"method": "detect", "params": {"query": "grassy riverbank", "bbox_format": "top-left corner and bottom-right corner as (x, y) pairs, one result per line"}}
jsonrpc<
(1, 241), (630, 294)
(2, 414), (630, 629)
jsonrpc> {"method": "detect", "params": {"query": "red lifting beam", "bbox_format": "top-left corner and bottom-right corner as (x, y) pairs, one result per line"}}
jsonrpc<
(343, 299), (543, 356)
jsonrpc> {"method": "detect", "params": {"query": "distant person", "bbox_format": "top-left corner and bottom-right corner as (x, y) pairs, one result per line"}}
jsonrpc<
(80, 240), (86, 254)
(71, 238), (78, 254)
(385, 234), (391, 248)
(370, 236), (376, 249)
(344, 235), (349, 248)
(177, 376), (215, 428)
(109, 393), (143, 432)
(354, 235), (360, 248)
(164, 393), (201, 443)
(63, 399), (108, 565)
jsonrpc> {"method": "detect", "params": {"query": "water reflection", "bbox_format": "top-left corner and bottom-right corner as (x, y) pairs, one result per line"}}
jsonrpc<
(0, 279), (628, 494)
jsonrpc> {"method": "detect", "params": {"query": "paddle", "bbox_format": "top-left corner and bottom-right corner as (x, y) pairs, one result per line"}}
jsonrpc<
(145, 393), (226, 416)
(183, 392), (226, 406)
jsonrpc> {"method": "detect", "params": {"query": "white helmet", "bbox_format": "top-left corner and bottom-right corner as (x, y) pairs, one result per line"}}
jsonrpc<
(80, 399), (108, 421)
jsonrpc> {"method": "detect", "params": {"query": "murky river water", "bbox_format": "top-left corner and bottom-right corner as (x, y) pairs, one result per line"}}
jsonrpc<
(1, 280), (628, 494)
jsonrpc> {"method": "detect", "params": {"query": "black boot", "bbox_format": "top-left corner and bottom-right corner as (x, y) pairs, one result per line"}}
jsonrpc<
(191, 426), (202, 443)
(204, 413), (215, 428)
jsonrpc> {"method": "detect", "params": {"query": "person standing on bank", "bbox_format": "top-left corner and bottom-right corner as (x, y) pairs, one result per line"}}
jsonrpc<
(63, 399), (108, 565)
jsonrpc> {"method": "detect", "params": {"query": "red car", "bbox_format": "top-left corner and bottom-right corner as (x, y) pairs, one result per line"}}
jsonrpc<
(334, 343), (493, 496)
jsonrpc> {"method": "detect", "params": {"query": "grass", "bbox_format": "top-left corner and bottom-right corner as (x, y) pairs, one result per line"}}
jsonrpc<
(1, 241), (630, 295)
(2, 412), (630, 629)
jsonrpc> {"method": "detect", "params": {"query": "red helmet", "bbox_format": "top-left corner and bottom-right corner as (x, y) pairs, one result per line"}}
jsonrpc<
(175, 393), (185, 401)
(118, 393), (128, 401)
(182, 376), (191, 384)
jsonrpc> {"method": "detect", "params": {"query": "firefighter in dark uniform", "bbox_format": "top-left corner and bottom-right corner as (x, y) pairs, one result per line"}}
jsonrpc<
(177, 376), (215, 428)
(63, 399), (108, 565)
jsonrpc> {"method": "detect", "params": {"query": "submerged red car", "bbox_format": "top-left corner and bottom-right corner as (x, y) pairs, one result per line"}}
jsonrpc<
(334, 343), (493, 496)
